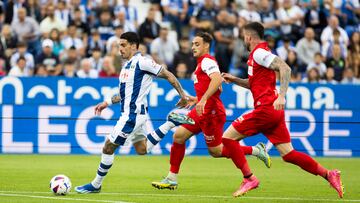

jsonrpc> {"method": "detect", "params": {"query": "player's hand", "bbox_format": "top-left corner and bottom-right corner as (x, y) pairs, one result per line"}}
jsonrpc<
(94, 101), (108, 116)
(185, 95), (198, 109)
(196, 99), (206, 116)
(221, 73), (235, 84)
(176, 96), (189, 108)
(273, 95), (286, 110)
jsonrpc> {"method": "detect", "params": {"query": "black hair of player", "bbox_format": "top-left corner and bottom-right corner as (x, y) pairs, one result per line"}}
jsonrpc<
(120, 32), (140, 49)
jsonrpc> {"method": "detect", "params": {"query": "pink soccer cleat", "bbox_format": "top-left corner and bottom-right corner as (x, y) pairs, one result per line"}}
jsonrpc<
(232, 175), (260, 197)
(327, 170), (344, 198)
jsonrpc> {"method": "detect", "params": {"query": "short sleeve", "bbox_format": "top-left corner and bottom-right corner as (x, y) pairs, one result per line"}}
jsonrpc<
(201, 58), (220, 76)
(253, 48), (277, 68)
(139, 57), (163, 76)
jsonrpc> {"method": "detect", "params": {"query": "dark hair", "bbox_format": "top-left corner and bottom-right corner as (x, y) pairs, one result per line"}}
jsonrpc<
(243, 22), (265, 39)
(195, 32), (213, 45)
(17, 56), (26, 62)
(120, 32), (140, 48)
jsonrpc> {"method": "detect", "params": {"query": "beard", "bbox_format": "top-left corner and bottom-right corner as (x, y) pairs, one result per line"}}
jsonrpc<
(245, 42), (251, 51)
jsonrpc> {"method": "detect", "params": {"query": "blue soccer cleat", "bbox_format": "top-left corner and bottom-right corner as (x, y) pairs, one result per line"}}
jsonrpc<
(152, 178), (178, 190)
(75, 183), (101, 194)
(168, 112), (195, 126)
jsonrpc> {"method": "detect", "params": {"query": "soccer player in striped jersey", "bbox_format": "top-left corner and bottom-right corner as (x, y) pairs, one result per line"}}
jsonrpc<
(75, 32), (194, 194)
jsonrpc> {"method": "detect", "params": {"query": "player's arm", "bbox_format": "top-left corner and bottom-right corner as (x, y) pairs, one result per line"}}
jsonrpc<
(157, 66), (189, 108)
(253, 48), (291, 110)
(95, 94), (121, 116)
(221, 73), (250, 89)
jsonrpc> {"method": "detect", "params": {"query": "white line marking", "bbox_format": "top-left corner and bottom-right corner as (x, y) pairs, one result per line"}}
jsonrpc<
(0, 191), (358, 202)
(0, 193), (130, 203)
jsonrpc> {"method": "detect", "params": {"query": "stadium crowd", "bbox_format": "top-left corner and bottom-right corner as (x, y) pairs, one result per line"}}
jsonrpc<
(0, 0), (359, 84)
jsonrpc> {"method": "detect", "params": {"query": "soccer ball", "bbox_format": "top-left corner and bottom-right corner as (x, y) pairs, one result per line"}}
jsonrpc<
(50, 174), (72, 195)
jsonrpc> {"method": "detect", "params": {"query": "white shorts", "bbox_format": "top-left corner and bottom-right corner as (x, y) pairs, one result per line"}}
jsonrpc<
(107, 113), (148, 145)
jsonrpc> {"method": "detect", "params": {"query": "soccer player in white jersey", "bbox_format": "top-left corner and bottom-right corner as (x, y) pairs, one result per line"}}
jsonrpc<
(75, 32), (194, 193)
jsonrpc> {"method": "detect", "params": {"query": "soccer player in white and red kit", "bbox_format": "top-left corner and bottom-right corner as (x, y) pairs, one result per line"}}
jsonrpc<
(221, 22), (344, 198)
(152, 32), (271, 189)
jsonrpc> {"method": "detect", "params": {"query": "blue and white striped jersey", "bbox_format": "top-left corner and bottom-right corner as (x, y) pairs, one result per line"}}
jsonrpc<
(119, 52), (162, 115)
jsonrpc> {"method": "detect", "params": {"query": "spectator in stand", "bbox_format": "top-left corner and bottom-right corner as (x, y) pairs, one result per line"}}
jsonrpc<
(62, 23), (85, 56)
(232, 30), (249, 78)
(106, 25), (123, 54)
(326, 44), (346, 81)
(63, 60), (78, 77)
(322, 28), (348, 58)
(172, 37), (196, 76)
(321, 68), (338, 84)
(238, 0), (261, 28)
(108, 41), (123, 73)
(320, 15), (349, 46)
(40, 4), (66, 38)
(190, 0), (218, 34)
(161, 0), (188, 39)
(25, 0), (42, 23)
(139, 43), (152, 59)
(35, 64), (48, 77)
(99, 56), (118, 77)
(11, 7), (41, 56)
(302, 67), (321, 83)
(341, 68), (360, 84)
(49, 28), (65, 57)
(259, 0), (281, 40)
(276, 0), (305, 42)
(87, 30), (106, 56)
(89, 47), (104, 71)
(347, 31), (360, 77)
(304, 0), (328, 40)
(55, 0), (71, 27)
(150, 27), (179, 69)
(69, 0), (88, 23)
(95, 10), (114, 42)
(0, 59), (6, 76)
(114, 11), (136, 33)
(276, 37), (296, 61)
(114, 0), (139, 29)
(307, 53), (327, 78)
(70, 8), (91, 42)
(295, 27), (321, 67)
(77, 58), (99, 79)
(92, 0), (114, 20)
(10, 42), (34, 76)
(36, 39), (62, 76)
(216, 0), (237, 25)
(8, 56), (28, 77)
(138, 6), (160, 50)
(286, 50), (302, 81)
(4, 0), (26, 24)
(214, 9), (235, 73)
(333, 0), (360, 31)
(175, 63), (189, 79)
(61, 46), (81, 70)
(0, 24), (18, 71)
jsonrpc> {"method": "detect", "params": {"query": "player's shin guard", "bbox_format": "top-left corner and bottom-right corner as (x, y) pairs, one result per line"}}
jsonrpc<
(222, 145), (252, 158)
(169, 142), (185, 174)
(91, 153), (114, 188)
(282, 150), (327, 177)
(146, 121), (175, 153)
(222, 138), (252, 177)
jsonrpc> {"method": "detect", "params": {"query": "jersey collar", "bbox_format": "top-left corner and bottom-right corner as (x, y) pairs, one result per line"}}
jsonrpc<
(196, 53), (211, 64)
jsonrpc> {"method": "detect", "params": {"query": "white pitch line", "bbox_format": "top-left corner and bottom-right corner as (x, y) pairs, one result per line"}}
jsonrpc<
(0, 191), (358, 202)
(0, 193), (130, 203)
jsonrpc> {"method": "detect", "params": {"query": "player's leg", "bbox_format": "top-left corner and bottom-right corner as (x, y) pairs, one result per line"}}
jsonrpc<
(276, 142), (344, 198)
(75, 139), (119, 193)
(146, 112), (195, 153)
(151, 126), (195, 190)
(222, 125), (260, 197)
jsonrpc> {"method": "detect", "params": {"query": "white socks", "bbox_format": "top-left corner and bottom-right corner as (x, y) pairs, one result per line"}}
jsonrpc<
(91, 153), (114, 188)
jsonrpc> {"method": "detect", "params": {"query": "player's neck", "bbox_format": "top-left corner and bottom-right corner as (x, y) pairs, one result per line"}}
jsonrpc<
(127, 50), (139, 60)
(250, 40), (263, 52)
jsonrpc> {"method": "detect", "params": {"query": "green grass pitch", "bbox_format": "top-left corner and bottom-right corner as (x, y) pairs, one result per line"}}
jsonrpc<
(0, 155), (359, 203)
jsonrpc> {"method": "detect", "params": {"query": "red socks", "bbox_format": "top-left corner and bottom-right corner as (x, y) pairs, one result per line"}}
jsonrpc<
(282, 150), (328, 177)
(169, 142), (186, 174)
(222, 145), (252, 158)
(222, 138), (252, 177)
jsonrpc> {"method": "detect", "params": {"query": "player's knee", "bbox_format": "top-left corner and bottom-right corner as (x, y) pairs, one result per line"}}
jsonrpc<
(173, 133), (186, 144)
(135, 147), (147, 155)
(209, 150), (222, 158)
(102, 142), (117, 154)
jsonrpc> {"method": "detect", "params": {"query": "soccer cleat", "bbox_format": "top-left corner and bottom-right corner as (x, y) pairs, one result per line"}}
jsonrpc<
(168, 112), (195, 126)
(151, 178), (178, 190)
(327, 170), (344, 198)
(75, 183), (101, 194)
(232, 175), (260, 197)
(254, 142), (272, 168)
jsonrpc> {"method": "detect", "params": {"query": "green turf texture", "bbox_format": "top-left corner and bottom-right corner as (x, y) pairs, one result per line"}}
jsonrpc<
(0, 155), (359, 203)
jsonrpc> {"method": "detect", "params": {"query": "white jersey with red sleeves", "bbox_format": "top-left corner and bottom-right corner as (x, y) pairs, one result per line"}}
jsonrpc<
(193, 54), (225, 115)
(248, 42), (278, 108)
